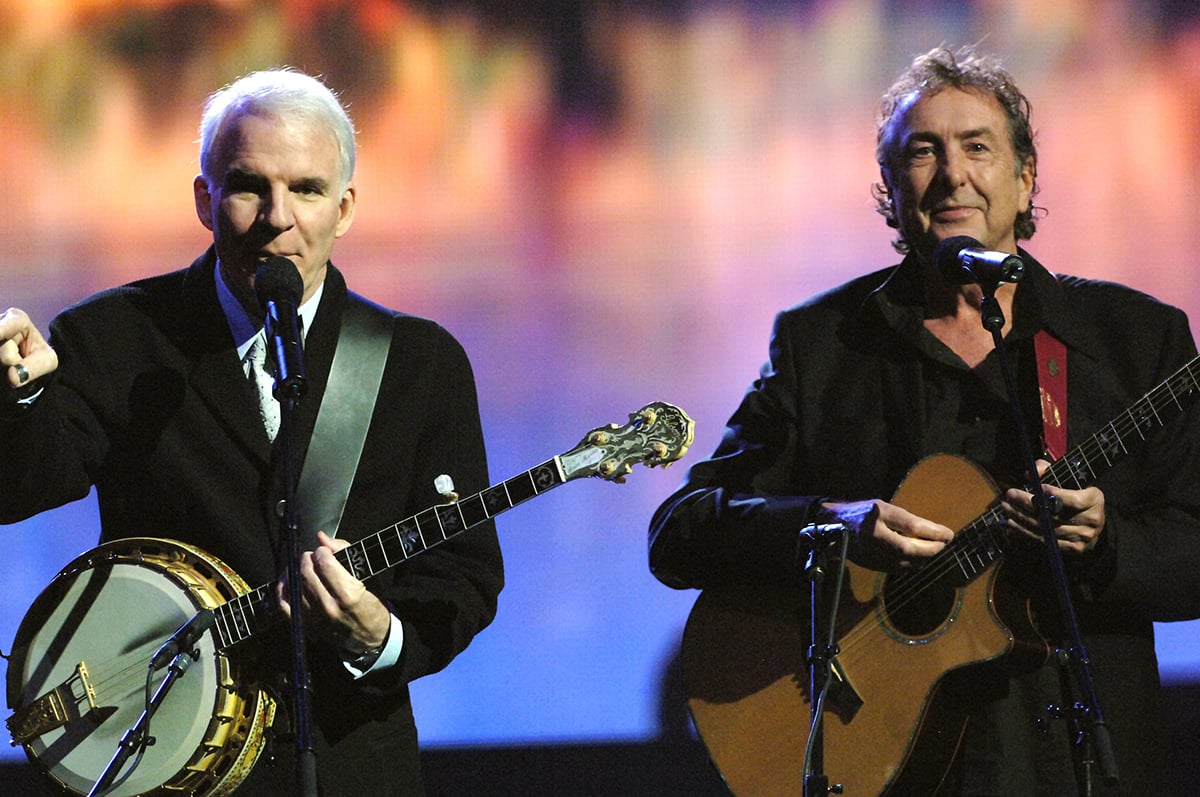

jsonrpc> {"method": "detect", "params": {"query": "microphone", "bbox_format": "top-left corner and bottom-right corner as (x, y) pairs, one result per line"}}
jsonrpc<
(150, 609), (215, 670)
(934, 235), (1025, 287)
(254, 256), (308, 400)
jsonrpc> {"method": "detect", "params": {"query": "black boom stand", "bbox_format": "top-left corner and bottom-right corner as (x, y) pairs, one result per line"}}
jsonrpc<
(801, 522), (850, 797)
(976, 281), (1119, 793)
(258, 256), (318, 797)
(277, 395), (319, 797)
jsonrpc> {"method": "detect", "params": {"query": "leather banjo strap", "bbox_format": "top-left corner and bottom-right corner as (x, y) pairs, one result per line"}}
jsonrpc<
(295, 292), (393, 543)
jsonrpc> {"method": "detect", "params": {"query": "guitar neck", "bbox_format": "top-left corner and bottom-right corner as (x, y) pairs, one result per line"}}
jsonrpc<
(212, 457), (568, 650)
(945, 353), (1200, 583)
(1043, 355), (1200, 491)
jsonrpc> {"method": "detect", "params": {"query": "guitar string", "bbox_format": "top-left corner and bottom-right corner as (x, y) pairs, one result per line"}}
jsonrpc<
(833, 372), (1195, 666)
(40, 645), (168, 723)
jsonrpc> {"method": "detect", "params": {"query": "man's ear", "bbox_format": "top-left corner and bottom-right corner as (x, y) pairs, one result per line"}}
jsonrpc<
(877, 167), (899, 226)
(334, 183), (357, 238)
(193, 174), (215, 231)
(1018, 156), (1035, 214)
(878, 167), (894, 199)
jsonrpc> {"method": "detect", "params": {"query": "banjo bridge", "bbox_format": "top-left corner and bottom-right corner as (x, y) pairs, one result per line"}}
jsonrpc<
(7, 660), (98, 745)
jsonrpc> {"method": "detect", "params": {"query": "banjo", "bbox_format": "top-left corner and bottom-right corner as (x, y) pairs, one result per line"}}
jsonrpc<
(6, 402), (694, 797)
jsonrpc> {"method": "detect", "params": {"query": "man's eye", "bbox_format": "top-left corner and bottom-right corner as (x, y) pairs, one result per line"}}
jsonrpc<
(225, 177), (264, 195)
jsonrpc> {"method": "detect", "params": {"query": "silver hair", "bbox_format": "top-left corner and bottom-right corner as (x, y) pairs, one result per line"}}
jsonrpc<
(198, 68), (357, 191)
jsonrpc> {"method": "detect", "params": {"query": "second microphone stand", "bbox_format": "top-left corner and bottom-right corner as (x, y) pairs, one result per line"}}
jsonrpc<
(976, 282), (1118, 792)
(802, 523), (850, 797)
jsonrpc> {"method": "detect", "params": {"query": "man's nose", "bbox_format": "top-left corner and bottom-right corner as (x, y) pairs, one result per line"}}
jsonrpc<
(261, 186), (296, 231)
(939, 150), (968, 187)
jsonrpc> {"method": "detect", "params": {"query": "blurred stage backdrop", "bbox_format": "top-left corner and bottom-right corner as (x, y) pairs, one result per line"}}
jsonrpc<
(2, 0), (1200, 770)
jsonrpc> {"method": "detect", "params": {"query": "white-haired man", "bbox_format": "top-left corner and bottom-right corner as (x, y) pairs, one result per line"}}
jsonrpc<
(1, 69), (503, 796)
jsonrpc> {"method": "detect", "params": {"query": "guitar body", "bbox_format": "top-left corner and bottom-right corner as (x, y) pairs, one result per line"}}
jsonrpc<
(683, 454), (1051, 796)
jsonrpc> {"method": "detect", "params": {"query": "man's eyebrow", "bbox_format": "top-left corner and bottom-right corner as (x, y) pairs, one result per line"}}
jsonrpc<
(903, 126), (998, 145)
(223, 167), (264, 185)
(957, 126), (998, 140)
(902, 130), (941, 147)
(293, 176), (331, 192)
(220, 169), (331, 193)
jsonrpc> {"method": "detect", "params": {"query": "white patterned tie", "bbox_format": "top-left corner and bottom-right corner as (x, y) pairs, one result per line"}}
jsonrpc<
(245, 335), (280, 441)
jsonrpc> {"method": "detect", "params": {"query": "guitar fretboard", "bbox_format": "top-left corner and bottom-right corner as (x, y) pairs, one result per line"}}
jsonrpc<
(942, 354), (1200, 584)
(211, 458), (566, 650)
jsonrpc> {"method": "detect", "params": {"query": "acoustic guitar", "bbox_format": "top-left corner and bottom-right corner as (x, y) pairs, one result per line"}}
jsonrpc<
(683, 356), (1200, 796)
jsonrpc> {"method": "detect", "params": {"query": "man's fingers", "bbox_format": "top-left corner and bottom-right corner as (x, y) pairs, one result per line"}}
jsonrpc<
(6, 351), (56, 387)
(1, 310), (58, 387)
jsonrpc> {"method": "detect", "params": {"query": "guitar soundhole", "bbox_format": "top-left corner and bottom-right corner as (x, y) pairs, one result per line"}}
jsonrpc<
(880, 572), (957, 638)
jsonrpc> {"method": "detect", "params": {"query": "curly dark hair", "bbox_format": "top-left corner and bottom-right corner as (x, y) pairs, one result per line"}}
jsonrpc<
(872, 45), (1041, 253)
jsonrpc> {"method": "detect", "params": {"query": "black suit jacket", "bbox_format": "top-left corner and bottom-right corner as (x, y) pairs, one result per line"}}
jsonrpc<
(2, 249), (504, 795)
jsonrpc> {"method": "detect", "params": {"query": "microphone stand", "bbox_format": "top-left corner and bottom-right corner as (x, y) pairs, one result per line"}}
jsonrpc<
(88, 652), (197, 797)
(976, 283), (1118, 792)
(264, 297), (318, 797)
(277, 398), (318, 797)
(801, 523), (849, 797)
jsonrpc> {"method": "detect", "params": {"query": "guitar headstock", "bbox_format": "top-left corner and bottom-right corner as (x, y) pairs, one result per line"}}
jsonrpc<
(558, 401), (695, 483)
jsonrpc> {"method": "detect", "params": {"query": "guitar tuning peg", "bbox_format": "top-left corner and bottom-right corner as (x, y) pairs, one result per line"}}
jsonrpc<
(598, 459), (630, 483)
(638, 407), (658, 426)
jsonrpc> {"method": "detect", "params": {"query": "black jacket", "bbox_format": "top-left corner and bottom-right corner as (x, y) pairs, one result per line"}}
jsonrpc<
(650, 251), (1200, 794)
(2, 250), (504, 795)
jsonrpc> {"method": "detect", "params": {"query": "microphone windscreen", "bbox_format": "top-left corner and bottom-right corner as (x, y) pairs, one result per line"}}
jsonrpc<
(254, 256), (304, 308)
(932, 235), (984, 282)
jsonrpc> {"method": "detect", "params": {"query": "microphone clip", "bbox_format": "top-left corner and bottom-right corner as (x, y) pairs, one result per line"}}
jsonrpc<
(800, 522), (847, 578)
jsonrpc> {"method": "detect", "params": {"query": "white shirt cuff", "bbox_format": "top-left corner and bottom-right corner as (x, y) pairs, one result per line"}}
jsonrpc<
(344, 612), (404, 678)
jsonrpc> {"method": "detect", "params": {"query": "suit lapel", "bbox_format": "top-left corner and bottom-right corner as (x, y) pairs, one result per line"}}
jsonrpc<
(176, 251), (275, 462)
(858, 260), (929, 471)
(172, 251), (348, 475)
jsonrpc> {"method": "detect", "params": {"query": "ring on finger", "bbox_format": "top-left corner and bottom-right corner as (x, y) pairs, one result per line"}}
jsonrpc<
(1046, 494), (1067, 521)
(13, 363), (29, 384)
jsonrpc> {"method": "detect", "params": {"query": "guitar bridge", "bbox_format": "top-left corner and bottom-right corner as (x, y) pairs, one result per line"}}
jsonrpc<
(7, 660), (98, 745)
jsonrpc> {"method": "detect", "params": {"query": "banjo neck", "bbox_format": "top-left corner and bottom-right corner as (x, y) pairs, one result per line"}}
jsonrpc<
(212, 457), (565, 650)
(211, 401), (694, 651)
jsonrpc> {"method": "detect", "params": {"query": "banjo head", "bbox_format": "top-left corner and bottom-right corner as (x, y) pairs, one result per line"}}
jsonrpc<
(6, 538), (274, 797)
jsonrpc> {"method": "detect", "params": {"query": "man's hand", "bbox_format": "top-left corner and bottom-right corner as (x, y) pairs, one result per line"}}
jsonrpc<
(1001, 460), (1105, 556)
(0, 308), (58, 390)
(277, 531), (392, 654)
(821, 499), (955, 571)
